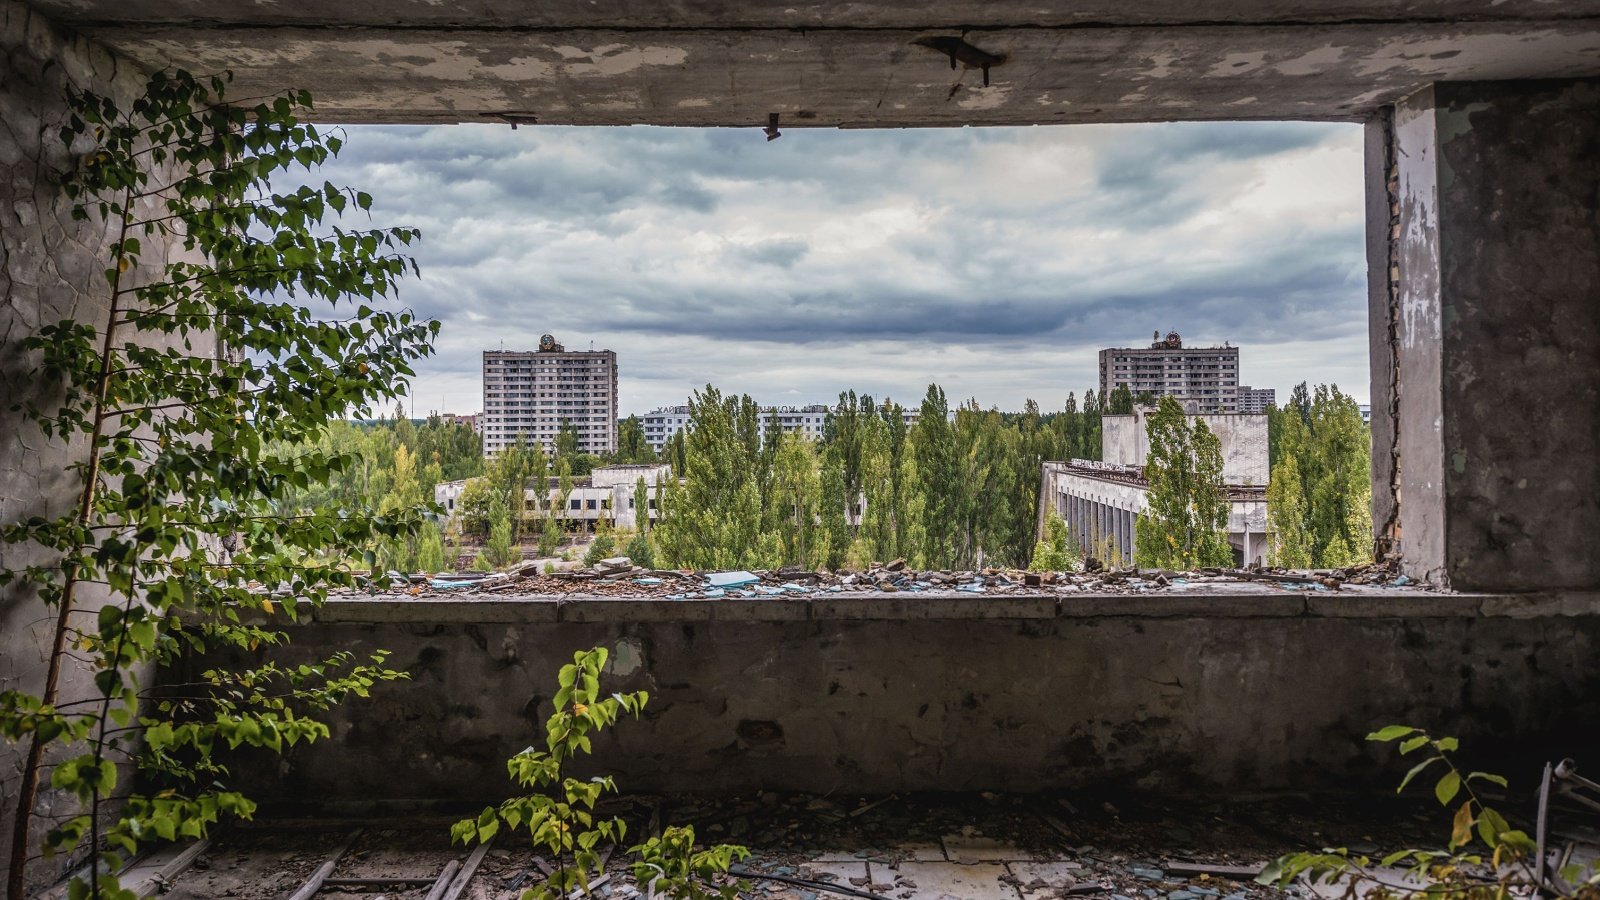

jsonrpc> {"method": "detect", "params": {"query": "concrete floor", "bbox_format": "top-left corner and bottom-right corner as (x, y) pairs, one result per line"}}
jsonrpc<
(139, 792), (1461, 900)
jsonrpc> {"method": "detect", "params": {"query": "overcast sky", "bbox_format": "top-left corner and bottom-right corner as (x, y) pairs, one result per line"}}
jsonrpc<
(316, 121), (1369, 417)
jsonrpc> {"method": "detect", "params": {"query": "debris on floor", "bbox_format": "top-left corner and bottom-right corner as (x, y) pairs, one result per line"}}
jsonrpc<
(147, 791), (1477, 900)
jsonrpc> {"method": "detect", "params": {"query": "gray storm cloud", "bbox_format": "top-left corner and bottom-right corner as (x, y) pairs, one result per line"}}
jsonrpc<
(298, 121), (1368, 415)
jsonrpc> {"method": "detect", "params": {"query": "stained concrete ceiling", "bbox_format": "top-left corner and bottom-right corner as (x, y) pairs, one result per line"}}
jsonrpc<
(26, 0), (1600, 125)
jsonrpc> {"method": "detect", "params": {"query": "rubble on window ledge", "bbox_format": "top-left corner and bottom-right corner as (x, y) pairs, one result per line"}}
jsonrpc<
(319, 553), (1426, 601)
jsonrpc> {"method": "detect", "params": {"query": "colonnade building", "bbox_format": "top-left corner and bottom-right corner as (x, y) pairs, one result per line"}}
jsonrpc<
(1039, 409), (1270, 566)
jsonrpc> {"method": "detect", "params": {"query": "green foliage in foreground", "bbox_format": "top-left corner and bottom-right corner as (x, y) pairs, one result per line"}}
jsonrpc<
(453, 648), (749, 900)
(1, 71), (426, 899)
(1262, 727), (1598, 899)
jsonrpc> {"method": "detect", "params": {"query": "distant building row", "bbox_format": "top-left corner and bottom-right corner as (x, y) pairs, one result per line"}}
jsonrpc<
(639, 404), (920, 454)
(435, 463), (671, 531)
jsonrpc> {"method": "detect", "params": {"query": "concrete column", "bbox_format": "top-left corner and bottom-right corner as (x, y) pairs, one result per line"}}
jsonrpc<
(1, 7), (175, 892)
(1078, 496), (1089, 554)
(1372, 79), (1600, 591)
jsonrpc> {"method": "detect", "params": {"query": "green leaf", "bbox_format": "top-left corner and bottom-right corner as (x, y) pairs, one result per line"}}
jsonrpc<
(1367, 725), (1418, 742)
(1397, 757), (1440, 794)
(1434, 770), (1461, 806)
(1478, 806), (1511, 847)
(1398, 735), (1429, 755)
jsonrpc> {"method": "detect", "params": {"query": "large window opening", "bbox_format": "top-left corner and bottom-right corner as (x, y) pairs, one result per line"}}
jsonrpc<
(283, 120), (1381, 587)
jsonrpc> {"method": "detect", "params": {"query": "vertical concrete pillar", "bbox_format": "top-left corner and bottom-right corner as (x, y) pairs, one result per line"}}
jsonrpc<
(1075, 495), (1086, 549)
(1, 4), (171, 891)
(1373, 79), (1600, 591)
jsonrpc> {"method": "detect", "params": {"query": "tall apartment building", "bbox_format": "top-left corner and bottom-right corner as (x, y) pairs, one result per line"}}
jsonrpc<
(481, 335), (618, 457)
(1098, 330), (1240, 414)
(1236, 385), (1276, 414)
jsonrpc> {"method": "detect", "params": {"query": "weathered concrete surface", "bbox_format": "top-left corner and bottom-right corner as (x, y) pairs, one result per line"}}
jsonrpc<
(1103, 413), (1268, 485)
(26, 0), (1600, 29)
(190, 594), (1600, 805)
(0, 0), (170, 890)
(1386, 79), (1600, 591)
(1363, 108), (1401, 559)
(13, 1), (1600, 124)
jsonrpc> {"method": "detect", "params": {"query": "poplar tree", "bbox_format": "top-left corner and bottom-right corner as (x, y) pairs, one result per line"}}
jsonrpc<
(484, 493), (517, 568)
(892, 451), (929, 568)
(1135, 396), (1231, 568)
(1108, 384), (1136, 414)
(768, 433), (823, 568)
(615, 415), (654, 463)
(1265, 384), (1373, 567)
(1267, 452), (1313, 567)
(911, 385), (961, 566)
(653, 386), (772, 569)
(854, 416), (897, 565)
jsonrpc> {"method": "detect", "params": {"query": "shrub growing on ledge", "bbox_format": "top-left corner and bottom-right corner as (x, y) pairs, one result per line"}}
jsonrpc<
(1029, 511), (1081, 572)
(0, 71), (433, 900)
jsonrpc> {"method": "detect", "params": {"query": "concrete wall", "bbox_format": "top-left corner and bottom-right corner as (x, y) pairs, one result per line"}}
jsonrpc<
(1103, 412), (1269, 485)
(0, 2), (164, 891)
(191, 594), (1600, 806)
(1385, 79), (1600, 591)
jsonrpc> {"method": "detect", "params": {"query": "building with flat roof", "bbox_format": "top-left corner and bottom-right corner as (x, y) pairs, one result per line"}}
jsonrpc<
(1099, 331), (1241, 414)
(435, 463), (672, 531)
(1040, 410), (1271, 566)
(638, 403), (918, 454)
(1235, 386), (1276, 415)
(482, 335), (618, 457)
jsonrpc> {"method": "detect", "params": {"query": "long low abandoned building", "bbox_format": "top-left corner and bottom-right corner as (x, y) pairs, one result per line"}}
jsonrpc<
(1040, 410), (1271, 565)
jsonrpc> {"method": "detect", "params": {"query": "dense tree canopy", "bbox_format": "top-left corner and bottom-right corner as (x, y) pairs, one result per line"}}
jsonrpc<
(1267, 384), (1372, 567)
(649, 382), (1110, 571)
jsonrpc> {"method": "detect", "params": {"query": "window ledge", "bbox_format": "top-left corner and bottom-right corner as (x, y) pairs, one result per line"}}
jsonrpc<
(288, 589), (1600, 625)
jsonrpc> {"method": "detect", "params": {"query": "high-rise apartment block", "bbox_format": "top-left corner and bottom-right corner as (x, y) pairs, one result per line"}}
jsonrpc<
(481, 335), (618, 456)
(1098, 331), (1240, 414)
(1236, 386), (1276, 414)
